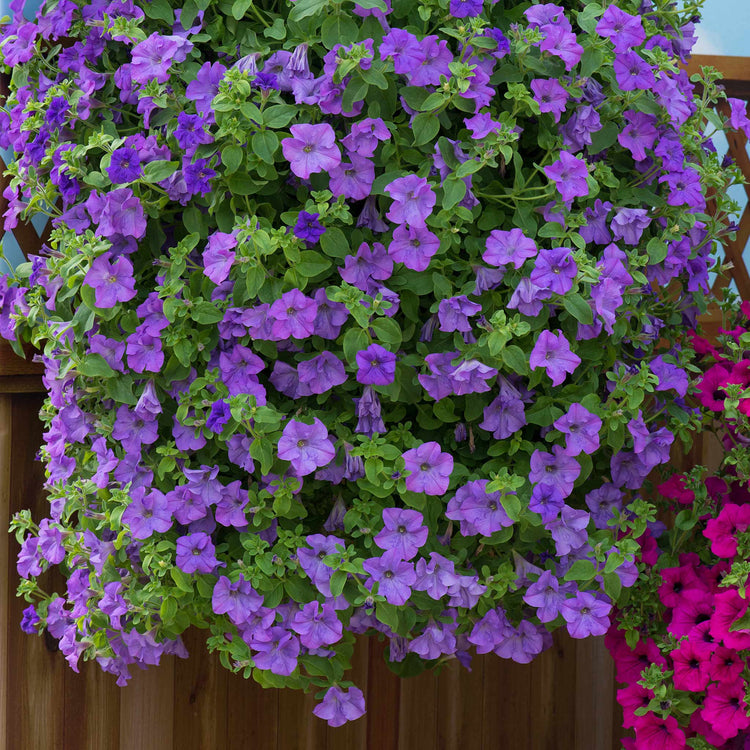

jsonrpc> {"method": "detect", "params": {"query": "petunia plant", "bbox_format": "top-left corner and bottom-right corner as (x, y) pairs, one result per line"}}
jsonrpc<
(0, 0), (743, 728)
(606, 302), (750, 750)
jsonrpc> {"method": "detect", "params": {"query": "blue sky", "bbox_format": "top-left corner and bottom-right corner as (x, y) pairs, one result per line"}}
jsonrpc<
(694, 0), (750, 56)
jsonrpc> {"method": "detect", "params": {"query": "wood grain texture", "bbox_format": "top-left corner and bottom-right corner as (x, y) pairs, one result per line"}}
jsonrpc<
(397, 665), (438, 749)
(0, 340), (44, 378)
(365, 637), (400, 750)
(574, 637), (615, 750)
(226, 670), (279, 750)
(435, 655), (485, 750)
(173, 629), (228, 750)
(0, 396), (11, 750)
(482, 655), (531, 749)
(327, 636), (369, 750)
(119, 661), (175, 750)
(64, 661), (120, 750)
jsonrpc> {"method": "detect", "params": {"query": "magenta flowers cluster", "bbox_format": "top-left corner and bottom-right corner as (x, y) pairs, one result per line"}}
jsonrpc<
(0, 0), (738, 730)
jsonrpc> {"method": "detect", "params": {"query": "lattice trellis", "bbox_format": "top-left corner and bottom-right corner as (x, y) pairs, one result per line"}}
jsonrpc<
(685, 56), (750, 308)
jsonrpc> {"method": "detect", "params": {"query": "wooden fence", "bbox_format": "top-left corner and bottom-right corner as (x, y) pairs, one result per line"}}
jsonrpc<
(0, 54), (748, 750)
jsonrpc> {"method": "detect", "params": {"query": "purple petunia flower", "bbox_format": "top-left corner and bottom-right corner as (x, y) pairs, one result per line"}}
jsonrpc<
(596, 4), (645, 52)
(446, 479), (514, 537)
(175, 532), (221, 574)
(387, 224), (440, 271)
(546, 505), (590, 556)
(613, 51), (655, 91)
(617, 110), (658, 162)
(529, 445), (581, 499)
(130, 33), (193, 85)
(122, 487), (172, 539)
(313, 686), (366, 728)
(298, 352), (347, 394)
(354, 385), (386, 436)
(297, 534), (344, 597)
(530, 247), (577, 295)
(329, 154), (375, 201)
(107, 147), (141, 184)
(269, 288), (318, 340)
(483, 229), (537, 270)
(374, 507), (428, 560)
(185, 61), (227, 121)
(202, 231), (237, 284)
(529, 330), (581, 386)
(585, 484), (624, 529)
(449, 0), (482, 18)
(553, 403), (602, 456)
(206, 399), (231, 433)
(610, 207), (650, 246)
(356, 344), (396, 385)
(560, 591), (611, 638)
(384, 175), (436, 228)
(277, 418), (335, 476)
(523, 571), (572, 623)
(291, 601), (342, 649)
(281, 123), (341, 179)
(402, 441), (453, 496)
(84, 253), (137, 308)
(363, 549), (416, 605)
(438, 295), (482, 333)
(479, 377), (526, 440)
(530, 78), (569, 123)
(544, 151), (589, 202)
(211, 574), (263, 624)
(294, 211), (326, 244)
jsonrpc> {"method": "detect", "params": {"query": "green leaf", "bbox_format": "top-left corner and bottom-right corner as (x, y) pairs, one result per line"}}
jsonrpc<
(226, 173), (261, 195)
(603, 572), (622, 601)
(143, 0), (173, 23)
(141, 160), (178, 183)
(351, 0), (386, 9)
(579, 47), (603, 78)
(501, 345), (529, 375)
(412, 112), (440, 147)
(263, 17), (286, 39)
(370, 317), (402, 347)
(647, 237), (668, 264)
(103, 375), (137, 405)
(171, 567), (194, 593)
(231, 0), (252, 19)
(289, 0), (329, 21)
(191, 300), (224, 324)
(252, 131), (278, 164)
(262, 104), (297, 129)
(563, 559), (597, 582)
(321, 13), (359, 49)
(563, 293), (594, 324)
(77, 353), (115, 379)
(589, 122), (619, 154)
(376, 601), (400, 631)
(221, 144), (244, 175)
(442, 175), (467, 210)
(297, 250), (331, 278)
(319, 226), (349, 258)
(84, 171), (109, 188)
(343, 327), (370, 364)
(160, 596), (178, 623)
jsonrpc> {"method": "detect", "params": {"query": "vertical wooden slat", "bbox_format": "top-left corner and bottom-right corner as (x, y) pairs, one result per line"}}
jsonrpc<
(435, 655), (485, 750)
(529, 632), (577, 750)
(226, 672), (279, 750)
(277, 684), (328, 750)
(397, 666), (438, 749)
(365, 638), (400, 750)
(481, 657), (531, 748)
(119, 662), (175, 750)
(173, 629), (228, 750)
(64, 661), (121, 750)
(574, 637), (615, 749)
(0, 395), (11, 750)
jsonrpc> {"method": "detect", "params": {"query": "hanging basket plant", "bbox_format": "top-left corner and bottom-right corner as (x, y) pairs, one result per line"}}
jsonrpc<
(0, 0), (741, 726)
